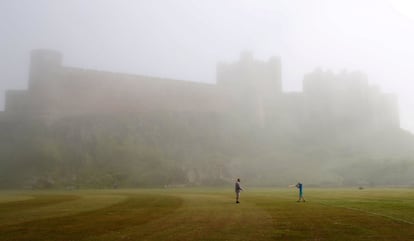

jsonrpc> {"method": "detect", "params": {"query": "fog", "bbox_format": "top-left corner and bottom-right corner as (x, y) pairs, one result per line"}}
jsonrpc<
(0, 0), (414, 188)
(1, 0), (414, 132)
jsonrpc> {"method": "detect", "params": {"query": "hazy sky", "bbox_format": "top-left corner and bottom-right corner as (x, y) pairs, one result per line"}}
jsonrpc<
(1, 0), (413, 133)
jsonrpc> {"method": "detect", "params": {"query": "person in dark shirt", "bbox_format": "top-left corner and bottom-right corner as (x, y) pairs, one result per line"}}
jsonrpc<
(235, 178), (243, 203)
(295, 182), (306, 202)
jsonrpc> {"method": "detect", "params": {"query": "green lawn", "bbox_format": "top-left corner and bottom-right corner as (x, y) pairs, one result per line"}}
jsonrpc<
(0, 188), (413, 241)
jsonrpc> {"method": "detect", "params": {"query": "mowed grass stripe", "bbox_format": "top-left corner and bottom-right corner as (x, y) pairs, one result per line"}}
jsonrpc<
(106, 192), (275, 241)
(0, 194), (79, 213)
(0, 194), (33, 204)
(0, 193), (182, 241)
(0, 193), (127, 226)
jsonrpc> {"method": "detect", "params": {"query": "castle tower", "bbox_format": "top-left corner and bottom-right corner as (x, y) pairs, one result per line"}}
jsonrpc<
(217, 52), (282, 96)
(28, 49), (63, 115)
(216, 52), (282, 126)
(29, 49), (62, 92)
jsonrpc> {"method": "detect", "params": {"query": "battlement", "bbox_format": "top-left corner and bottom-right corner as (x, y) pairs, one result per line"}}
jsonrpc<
(302, 69), (399, 130)
(303, 69), (369, 94)
(30, 49), (62, 67)
(28, 49), (63, 101)
(217, 52), (282, 98)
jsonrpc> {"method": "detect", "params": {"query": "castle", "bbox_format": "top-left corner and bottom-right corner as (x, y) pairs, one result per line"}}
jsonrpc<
(1, 49), (399, 131)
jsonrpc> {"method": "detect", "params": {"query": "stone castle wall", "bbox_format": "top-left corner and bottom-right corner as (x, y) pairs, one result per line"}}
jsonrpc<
(6, 49), (235, 119)
(2, 49), (400, 131)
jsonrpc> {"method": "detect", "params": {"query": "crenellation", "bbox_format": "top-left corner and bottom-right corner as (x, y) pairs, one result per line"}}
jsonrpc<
(217, 52), (282, 96)
(302, 68), (399, 130)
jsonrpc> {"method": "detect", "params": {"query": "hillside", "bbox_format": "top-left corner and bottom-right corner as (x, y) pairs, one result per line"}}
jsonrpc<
(0, 111), (413, 189)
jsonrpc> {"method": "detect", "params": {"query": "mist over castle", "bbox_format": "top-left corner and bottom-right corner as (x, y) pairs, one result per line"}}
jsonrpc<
(1, 49), (399, 132)
(0, 49), (411, 188)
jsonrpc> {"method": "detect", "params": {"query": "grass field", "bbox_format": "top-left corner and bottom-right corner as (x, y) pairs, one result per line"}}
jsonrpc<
(0, 188), (413, 241)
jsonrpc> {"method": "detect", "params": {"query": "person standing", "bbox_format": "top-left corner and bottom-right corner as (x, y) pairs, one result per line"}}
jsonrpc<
(235, 178), (243, 203)
(295, 182), (305, 202)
